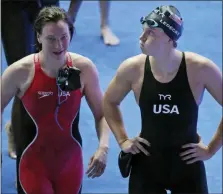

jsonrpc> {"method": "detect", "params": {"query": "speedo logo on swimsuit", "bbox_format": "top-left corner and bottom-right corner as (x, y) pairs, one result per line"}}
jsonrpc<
(38, 91), (71, 98)
(38, 91), (53, 99)
(153, 94), (179, 114)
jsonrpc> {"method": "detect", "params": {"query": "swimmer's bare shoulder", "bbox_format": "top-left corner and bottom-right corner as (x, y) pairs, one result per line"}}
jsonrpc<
(69, 52), (100, 95)
(104, 54), (146, 104)
(185, 51), (221, 82)
(185, 51), (213, 72)
(185, 51), (222, 105)
(69, 52), (96, 71)
(1, 54), (35, 111)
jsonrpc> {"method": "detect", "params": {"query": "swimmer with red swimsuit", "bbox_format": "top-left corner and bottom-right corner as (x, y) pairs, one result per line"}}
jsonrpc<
(1, 6), (110, 194)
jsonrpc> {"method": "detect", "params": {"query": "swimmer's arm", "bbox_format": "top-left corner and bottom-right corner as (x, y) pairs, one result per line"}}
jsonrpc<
(1, 64), (22, 114)
(201, 59), (222, 156)
(103, 59), (133, 146)
(83, 61), (110, 150)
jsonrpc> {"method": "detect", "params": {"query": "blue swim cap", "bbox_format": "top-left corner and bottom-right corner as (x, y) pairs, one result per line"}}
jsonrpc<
(140, 5), (183, 41)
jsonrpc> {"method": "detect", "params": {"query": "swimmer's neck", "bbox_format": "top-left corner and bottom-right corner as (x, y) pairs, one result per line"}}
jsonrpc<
(150, 49), (182, 74)
(39, 51), (67, 77)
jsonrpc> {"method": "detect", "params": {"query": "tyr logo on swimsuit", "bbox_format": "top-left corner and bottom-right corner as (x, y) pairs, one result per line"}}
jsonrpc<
(159, 94), (171, 100)
(153, 94), (179, 114)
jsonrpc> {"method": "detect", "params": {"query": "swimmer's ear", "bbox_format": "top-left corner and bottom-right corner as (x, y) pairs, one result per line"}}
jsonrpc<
(167, 39), (176, 47)
(168, 39), (177, 48)
(168, 38), (174, 45)
(37, 33), (42, 44)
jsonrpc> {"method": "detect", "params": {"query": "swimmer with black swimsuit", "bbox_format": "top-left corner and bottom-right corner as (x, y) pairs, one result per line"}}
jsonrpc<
(103, 5), (222, 194)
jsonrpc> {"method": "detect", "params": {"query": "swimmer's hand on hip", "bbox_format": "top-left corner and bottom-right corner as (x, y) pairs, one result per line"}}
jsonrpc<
(120, 137), (150, 156)
(180, 141), (212, 164)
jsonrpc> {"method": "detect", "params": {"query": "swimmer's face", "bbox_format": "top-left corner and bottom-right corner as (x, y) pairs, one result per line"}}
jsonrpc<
(139, 24), (172, 55)
(37, 20), (71, 60)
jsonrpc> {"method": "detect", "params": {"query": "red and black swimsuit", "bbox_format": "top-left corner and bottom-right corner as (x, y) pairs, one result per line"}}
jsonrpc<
(16, 53), (83, 194)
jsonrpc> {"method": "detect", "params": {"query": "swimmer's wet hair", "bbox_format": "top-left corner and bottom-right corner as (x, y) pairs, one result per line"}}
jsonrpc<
(34, 6), (74, 51)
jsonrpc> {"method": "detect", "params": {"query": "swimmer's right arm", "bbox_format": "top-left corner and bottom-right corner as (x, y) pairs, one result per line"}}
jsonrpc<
(103, 59), (150, 155)
(103, 59), (133, 145)
(1, 64), (24, 114)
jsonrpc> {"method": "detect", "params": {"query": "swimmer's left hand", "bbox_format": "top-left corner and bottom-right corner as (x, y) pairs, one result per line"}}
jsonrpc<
(180, 141), (212, 164)
(86, 146), (108, 178)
